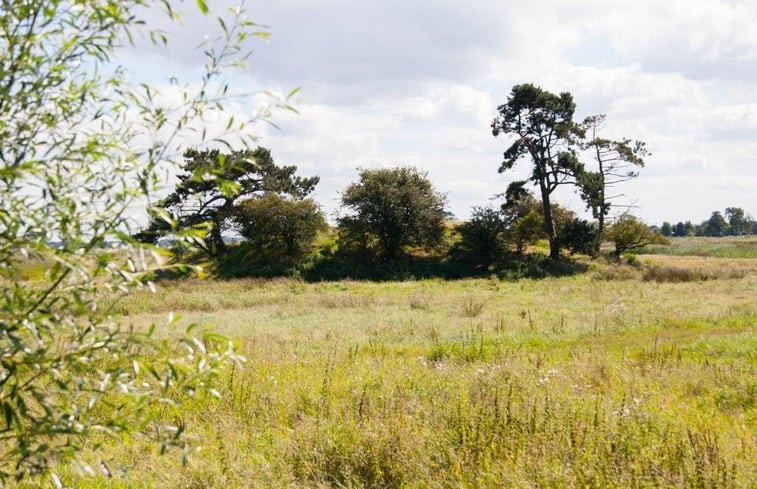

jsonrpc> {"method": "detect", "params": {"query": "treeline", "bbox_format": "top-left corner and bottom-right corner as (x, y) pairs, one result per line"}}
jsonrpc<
(659, 208), (756, 237)
(136, 83), (750, 280)
(136, 153), (667, 280)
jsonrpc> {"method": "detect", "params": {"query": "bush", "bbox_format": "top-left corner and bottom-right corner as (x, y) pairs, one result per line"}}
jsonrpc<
(452, 206), (509, 269)
(606, 214), (670, 256)
(233, 194), (327, 268)
(558, 218), (599, 256)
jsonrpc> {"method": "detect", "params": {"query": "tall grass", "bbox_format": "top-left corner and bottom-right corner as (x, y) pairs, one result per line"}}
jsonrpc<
(37, 259), (757, 488)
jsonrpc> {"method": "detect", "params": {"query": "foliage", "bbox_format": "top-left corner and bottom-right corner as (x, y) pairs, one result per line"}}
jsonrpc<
(509, 209), (544, 255)
(557, 218), (599, 256)
(337, 167), (447, 260)
(663, 207), (755, 238)
(453, 183), (580, 267)
(452, 207), (509, 269)
(701, 211), (729, 237)
(232, 194), (327, 268)
(577, 114), (648, 255)
(137, 147), (319, 255)
(672, 221), (696, 237)
(0, 0), (266, 481)
(724, 207), (748, 236)
(606, 214), (670, 256)
(491, 84), (584, 259)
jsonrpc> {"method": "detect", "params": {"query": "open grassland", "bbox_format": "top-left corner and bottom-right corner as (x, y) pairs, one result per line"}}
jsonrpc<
(36, 256), (757, 488)
(638, 236), (757, 259)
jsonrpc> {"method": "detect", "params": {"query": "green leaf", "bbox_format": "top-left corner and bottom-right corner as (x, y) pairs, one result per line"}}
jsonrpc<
(196, 0), (209, 15)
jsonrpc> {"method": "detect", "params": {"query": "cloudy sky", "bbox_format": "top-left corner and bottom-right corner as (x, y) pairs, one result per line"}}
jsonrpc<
(126, 0), (757, 225)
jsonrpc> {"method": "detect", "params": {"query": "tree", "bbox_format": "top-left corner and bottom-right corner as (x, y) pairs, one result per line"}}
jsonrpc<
(725, 207), (747, 236)
(703, 211), (729, 237)
(605, 214), (670, 256)
(337, 167), (447, 260)
(491, 84), (584, 259)
(233, 194), (327, 267)
(673, 221), (695, 237)
(577, 114), (648, 256)
(0, 0), (264, 481)
(138, 147), (318, 255)
(661, 222), (673, 237)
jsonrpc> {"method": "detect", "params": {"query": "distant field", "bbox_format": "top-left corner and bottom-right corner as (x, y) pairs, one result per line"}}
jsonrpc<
(34, 249), (755, 489)
(637, 235), (757, 259)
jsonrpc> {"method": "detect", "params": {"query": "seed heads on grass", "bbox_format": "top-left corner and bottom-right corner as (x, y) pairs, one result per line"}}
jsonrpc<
(494, 316), (507, 334)
(460, 296), (486, 318)
(408, 293), (431, 310)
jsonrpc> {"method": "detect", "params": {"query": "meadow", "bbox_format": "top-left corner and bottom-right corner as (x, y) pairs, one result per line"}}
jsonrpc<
(42, 241), (757, 488)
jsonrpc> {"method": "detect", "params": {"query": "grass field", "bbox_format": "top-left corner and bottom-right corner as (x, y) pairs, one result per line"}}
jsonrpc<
(40, 248), (757, 488)
(638, 236), (757, 259)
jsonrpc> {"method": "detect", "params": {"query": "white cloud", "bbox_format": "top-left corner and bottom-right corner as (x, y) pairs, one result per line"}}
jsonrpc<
(122, 0), (757, 225)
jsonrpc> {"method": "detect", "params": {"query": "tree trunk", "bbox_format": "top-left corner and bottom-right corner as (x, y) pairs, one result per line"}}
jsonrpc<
(594, 213), (604, 258)
(209, 223), (226, 256)
(538, 181), (560, 260)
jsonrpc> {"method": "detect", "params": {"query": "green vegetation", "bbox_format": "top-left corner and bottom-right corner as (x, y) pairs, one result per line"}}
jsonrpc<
(605, 214), (670, 256)
(578, 114), (648, 256)
(638, 236), (757, 259)
(4, 0), (755, 485)
(337, 167), (447, 260)
(39, 252), (757, 488)
(491, 84), (585, 259)
(0, 0), (261, 481)
(137, 147), (319, 256)
(662, 207), (757, 238)
(219, 194), (327, 277)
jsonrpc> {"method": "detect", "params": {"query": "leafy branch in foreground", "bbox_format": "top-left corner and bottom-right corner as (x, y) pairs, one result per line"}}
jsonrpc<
(0, 0), (265, 481)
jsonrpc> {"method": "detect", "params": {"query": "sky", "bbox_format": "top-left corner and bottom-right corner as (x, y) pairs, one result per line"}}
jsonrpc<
(124, 0), (757, 225)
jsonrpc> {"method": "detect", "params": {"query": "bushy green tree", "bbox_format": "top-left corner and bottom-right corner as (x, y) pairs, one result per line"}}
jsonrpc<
(606, 214), (670, 256)
(725, 207), (747, 236)
(0, 0), (265, 481)
(702, 211), (729, 237)
(234, 194), (327, 266)
(673, 221), (696, 237)
(337, 167), (447, 260)
(491, 84), (584, 259)
(137, 147), (318, 255)
(500, 181), (575, 256)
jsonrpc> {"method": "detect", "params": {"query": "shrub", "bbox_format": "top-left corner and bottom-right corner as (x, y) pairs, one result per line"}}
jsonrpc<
(558, 218), (599, 256)
(234, 194), (327, 268)
(606, 214), (670, 256)
(452, 206), (509, 268)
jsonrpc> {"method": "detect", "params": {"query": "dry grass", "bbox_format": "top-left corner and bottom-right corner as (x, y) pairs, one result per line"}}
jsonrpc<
(28, 256), (757, 489)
